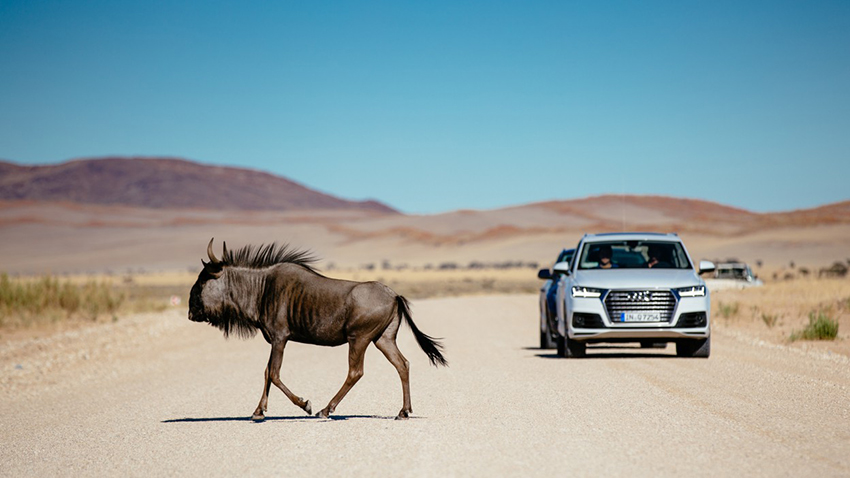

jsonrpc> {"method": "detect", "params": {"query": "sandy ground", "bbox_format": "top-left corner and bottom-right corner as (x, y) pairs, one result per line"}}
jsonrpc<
(2, 295), (849, 476)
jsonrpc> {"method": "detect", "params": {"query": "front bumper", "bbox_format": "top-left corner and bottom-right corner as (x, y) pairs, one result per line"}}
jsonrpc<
(560, 291), (710, 343)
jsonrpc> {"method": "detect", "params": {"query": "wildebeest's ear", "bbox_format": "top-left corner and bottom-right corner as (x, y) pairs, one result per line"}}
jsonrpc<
(202, 259), (224, 278)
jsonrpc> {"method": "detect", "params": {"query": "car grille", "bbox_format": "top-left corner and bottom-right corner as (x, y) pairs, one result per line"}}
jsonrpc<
(604, 290), (676, 323)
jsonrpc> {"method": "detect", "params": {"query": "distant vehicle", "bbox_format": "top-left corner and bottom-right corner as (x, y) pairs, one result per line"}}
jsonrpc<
(550, 233), (715, 358)
(537, 248), (575, 349)
(713, 262), (763, 285)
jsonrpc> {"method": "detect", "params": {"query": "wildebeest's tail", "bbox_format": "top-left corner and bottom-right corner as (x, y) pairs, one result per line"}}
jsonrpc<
(396, 296), (448, 367)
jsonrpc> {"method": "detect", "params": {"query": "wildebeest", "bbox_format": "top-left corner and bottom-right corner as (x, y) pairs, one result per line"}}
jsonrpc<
(188, 238), (447, 420)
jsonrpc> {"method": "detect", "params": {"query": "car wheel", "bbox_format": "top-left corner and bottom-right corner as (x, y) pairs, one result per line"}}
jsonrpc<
(540, 330), (556, 349)
(676, 337), (710, 358)
(540, 314), (556, 349)
(557, 334), (586, 358)
(567, 338), (587, 358)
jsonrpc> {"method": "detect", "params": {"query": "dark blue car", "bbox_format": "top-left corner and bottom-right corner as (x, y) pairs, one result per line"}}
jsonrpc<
(537, 248), (575, 349)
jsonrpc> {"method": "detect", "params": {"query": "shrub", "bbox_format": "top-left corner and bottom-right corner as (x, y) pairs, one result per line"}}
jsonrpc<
(790, 309), (839, 341)
(819, 262), (848, 278)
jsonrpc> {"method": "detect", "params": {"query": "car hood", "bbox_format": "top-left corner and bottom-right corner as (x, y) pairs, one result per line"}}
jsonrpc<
(572, 269), (702, 290)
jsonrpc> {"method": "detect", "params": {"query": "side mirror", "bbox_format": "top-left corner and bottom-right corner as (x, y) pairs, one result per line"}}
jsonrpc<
(553, 261), (571, 276)
(537, 268), (553, 280)
(698, 260), (716, 275)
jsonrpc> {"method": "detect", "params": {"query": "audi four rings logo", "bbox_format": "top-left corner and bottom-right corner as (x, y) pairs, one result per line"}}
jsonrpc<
(626, 291), (652, 302)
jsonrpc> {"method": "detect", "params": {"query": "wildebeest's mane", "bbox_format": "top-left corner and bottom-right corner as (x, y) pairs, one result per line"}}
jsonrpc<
(222, 242), (319, 273)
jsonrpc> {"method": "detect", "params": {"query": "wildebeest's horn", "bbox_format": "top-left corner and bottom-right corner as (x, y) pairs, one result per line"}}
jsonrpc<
(222, 241), (228, 260)
(207, 238), (221, 264)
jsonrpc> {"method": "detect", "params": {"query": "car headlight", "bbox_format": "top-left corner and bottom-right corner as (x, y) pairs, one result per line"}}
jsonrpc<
(571, 286), (603, 298)
(677, 285), (706, 297)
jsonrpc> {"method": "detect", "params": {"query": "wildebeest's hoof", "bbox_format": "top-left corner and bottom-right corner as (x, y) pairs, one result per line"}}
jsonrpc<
(315, 409), (330, 419)
(302, 400), (312, 415)
(251, 413), (265, 422)
(395, 410), (410, 420)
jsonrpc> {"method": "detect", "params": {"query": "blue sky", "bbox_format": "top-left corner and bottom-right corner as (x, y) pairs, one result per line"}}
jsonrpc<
(1, 1), (848, 214)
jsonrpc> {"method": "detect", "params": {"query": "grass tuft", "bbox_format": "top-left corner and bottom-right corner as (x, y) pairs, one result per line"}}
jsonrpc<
(760, 312), (779, 328)
(790, 309), (839, 341)
(717, 301), (739, 319)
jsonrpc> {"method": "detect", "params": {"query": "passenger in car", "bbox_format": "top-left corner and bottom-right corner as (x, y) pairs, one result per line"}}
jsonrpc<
(646, 244), (672, 268)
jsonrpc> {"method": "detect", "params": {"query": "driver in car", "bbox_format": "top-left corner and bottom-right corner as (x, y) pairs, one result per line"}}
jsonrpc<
(598, 245), (616, 269)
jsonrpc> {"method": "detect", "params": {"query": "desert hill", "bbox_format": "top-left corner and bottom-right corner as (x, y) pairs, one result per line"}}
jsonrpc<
(1, 193), (848, 275)
(0, 157), (396, 213)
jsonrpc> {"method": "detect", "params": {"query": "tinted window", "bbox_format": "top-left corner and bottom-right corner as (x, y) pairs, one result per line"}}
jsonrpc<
(556, 249), (574, 264)
(578, 241), (692, 270)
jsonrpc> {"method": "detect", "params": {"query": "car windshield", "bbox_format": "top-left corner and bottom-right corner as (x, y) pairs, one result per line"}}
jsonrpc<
(716, 265), (751, 280)
(577, 240), (692, 270)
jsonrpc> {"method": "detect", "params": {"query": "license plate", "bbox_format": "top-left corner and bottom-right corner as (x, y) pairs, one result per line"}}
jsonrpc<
(619, 312), (662, 322)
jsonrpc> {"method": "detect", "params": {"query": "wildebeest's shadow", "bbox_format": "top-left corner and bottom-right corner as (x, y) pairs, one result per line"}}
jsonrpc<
(162, 414), (419, 423)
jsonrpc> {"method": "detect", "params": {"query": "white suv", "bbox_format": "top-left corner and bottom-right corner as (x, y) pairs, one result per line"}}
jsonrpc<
(554, 233), (714, 358)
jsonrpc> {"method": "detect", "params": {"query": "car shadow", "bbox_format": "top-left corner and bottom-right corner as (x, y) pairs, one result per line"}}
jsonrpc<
(531, 344), (677, 360)
(162, 414), (416, 424)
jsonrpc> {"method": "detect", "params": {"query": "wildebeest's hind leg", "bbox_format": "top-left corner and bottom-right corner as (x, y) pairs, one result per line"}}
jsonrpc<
(316, 338), (369, 418)
(375, 334), (412, 420)
(252, 341), (312, 421)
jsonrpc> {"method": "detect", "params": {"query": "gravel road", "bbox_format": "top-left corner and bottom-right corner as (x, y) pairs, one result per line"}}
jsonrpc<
(2, 295), (849, 476)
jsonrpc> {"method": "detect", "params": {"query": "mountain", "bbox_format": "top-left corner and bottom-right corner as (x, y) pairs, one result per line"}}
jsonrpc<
(0, 157), (397, 213)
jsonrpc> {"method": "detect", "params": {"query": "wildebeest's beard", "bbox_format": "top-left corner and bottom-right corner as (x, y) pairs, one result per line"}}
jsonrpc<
(206, 300), (259, 339)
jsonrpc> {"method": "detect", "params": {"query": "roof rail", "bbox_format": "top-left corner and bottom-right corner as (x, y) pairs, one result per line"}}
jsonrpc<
(588, 232), (676, 237)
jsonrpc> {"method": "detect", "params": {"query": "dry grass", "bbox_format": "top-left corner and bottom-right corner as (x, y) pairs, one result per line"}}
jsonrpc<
(0, 272), (186, 337)
(711, 277), (849, 355)
(5, 266), (848, 357)
(0, 273), (124, 332)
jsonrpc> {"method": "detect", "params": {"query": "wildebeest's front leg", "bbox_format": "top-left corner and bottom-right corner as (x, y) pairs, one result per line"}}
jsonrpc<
(251, 352), (273, 421)
(316, 338), (369, 418)
(252, 340), (312, 421)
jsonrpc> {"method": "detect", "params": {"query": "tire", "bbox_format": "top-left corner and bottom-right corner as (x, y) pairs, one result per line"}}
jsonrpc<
(557, 334), (586, 358)
(540, 312), (556, 349)
(676, 337), (710, 358)
(540, 328), (556, 349)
